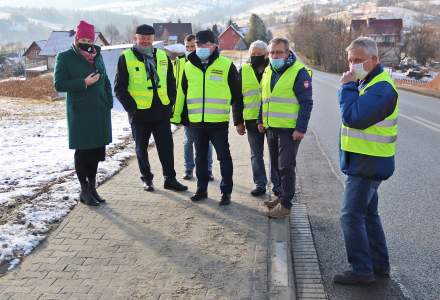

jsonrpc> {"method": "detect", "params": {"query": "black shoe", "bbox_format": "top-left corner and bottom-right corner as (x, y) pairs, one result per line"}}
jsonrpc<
(164, 178), (188, 192)
(182, 172), (193, 180)
(89, 180), (106, 203)
(219, 193), (231, 206)
(143, 181), (154, 192)
(251, 187), (266, 197)
(208, 173), (214, 181)
(333, 271), (375, 285)
(190, 191), (208, 202)
(79, 183), (100, 206)
(374, 268), (390, 278)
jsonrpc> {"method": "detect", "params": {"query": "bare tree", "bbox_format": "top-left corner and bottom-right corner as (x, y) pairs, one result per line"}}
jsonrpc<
(104, 24), (121, 45)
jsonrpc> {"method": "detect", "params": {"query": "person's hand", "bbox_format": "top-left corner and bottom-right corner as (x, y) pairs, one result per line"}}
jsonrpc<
(340, 70), (356, 84)
(236, 123), (246, 135)
(257, 123), (266, 134)
(85, 72), (100, 87)
(292, 130), (305, 141)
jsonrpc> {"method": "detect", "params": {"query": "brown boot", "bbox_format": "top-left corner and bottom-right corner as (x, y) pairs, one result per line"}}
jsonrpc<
(263, 197), (280, 209)
(265, 203), (291, 219)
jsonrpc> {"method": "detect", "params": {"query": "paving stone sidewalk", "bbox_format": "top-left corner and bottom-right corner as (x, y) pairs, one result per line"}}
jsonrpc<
(0, 126), (270, 300)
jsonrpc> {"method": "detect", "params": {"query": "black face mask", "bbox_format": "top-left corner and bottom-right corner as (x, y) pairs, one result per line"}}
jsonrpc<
(77, 43), (94, 53)
(250, 55), (267, 67)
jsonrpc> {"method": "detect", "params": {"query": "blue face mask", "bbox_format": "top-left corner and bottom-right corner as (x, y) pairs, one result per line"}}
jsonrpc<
(185, 51), (193, 58)
(270, 58), (285, 70)
(196, 47), (211, 60)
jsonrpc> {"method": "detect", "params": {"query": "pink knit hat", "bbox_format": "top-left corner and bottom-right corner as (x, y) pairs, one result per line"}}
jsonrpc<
(75, 20), (95, 42)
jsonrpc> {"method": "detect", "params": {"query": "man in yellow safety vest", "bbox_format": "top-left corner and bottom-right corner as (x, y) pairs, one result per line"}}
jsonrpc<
(333, 37), (398, 285)
(233, 40), (269, 197)
(114, 24), (187, 193)
(171, 30), (240, 205)
(257, 37), (313, 219)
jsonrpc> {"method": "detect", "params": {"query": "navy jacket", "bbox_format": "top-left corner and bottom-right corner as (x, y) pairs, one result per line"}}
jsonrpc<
(257, 52), (313, 133)
(338, 65), (398, 180)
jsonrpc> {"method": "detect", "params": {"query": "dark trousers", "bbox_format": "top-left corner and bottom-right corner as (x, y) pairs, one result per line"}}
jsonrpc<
(267, 128), (301, 209)
(341, 176), (389, 276)
(246, 122), (267, 189)
(131, 119), (176, 183)
(74, 147), (105, 184)
(193, 127), (233, 194)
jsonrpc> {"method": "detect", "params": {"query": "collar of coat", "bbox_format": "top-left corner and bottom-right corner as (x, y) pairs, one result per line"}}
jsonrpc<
(186, 47), (220, 70)
(359, 64), (384, 88)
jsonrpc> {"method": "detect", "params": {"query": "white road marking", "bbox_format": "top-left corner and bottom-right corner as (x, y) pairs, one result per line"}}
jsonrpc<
(413, 115), (440, 129)
(400, 113), (440, 133)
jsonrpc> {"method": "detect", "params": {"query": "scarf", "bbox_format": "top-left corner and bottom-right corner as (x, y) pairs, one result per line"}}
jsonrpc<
(134, 45), (160, 87)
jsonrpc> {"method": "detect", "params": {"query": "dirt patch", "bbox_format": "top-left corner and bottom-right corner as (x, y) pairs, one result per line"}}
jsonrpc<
(0, 74), (60, 101)
(0, 96), (64, 120)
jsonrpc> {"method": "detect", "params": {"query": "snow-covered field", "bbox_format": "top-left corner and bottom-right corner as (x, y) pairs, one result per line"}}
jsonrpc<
(0, 97), (136, 271)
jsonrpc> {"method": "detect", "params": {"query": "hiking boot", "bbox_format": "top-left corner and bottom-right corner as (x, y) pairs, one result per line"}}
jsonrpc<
(265, 203), (290, 218)
(333, 271), (376, 285)
(182, 172), (193, 180)
(251, 187), (266, 197)
(263, 197), (280, 209)
(164, 178), (188, 192)
(79, 182), (100, 206)
(219, 193), (231, 206)
(89, 179), (105, 203)
(143, 180), (154, 192)
(190, 190), (208, 202)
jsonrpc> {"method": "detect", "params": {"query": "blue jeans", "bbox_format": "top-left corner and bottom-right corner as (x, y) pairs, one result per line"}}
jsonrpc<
(183, 126), (213, 174)
(193, 127), (233, 194)
(341, 175), (390, 276)
(246, 122), (267, 189)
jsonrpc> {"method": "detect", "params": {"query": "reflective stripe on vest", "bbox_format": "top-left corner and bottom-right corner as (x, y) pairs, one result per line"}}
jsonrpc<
(241, 63), (262, 120)
(185, 55), (232, 123)
(261, 61), (306, 128)
(340, 70), (399, 157)
(123, 48), (170, 109)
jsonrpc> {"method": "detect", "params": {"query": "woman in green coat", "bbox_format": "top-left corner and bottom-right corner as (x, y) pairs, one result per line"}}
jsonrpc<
(54, 20), (113, 206)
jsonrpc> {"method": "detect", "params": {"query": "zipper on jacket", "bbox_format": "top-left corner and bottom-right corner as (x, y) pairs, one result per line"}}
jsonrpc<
(202, 67), (206, 123)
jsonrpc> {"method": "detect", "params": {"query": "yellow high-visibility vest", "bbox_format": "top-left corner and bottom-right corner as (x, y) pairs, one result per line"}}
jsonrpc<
(261, 61), (306, 128)
(241, 63), (262, 121)
(340, 71), (399, 157)
(123, 48), (170, 109)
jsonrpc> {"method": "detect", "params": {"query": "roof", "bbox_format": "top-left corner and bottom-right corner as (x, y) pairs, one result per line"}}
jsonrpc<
(23, 40), (47, 57)
(351, 18), (403, 35)
(39, 31), (108, 56)
(153, 23), (192, 43)
(219, 25), (245, 40)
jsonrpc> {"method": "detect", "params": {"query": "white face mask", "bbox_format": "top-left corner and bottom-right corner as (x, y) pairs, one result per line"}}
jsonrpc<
(351, 61), (369, 80)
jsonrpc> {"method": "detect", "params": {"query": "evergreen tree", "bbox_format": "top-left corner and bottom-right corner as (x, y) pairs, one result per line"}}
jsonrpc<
(245, 14), (270, 45)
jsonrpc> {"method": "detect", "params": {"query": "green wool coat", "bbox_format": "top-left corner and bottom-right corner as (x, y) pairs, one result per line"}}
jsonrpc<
(54, 45), (113, 150)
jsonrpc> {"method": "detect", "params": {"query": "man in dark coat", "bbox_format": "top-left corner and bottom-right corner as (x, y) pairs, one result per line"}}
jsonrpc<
(114, 24), (187, 192)
(54, 20), (113, 206)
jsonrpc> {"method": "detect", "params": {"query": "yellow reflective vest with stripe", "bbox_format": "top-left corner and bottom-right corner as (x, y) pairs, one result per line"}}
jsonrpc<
(340, 71), (399, 157)
(261, 61), (306, 128)
(241, 63), (262, 120)
(123, 48), (170, 109)
(172, 55), (233, 123)
(174, 56), (186, 91)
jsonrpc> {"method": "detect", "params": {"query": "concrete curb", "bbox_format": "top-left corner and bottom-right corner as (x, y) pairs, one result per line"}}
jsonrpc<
(268, 217), (296, 299)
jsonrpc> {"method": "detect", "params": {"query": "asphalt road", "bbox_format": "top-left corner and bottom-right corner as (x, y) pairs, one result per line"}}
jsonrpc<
(302, 69), (440, 300)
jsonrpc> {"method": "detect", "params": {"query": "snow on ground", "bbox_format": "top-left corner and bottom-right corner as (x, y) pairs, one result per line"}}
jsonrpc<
(0, 97), (141, 270)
